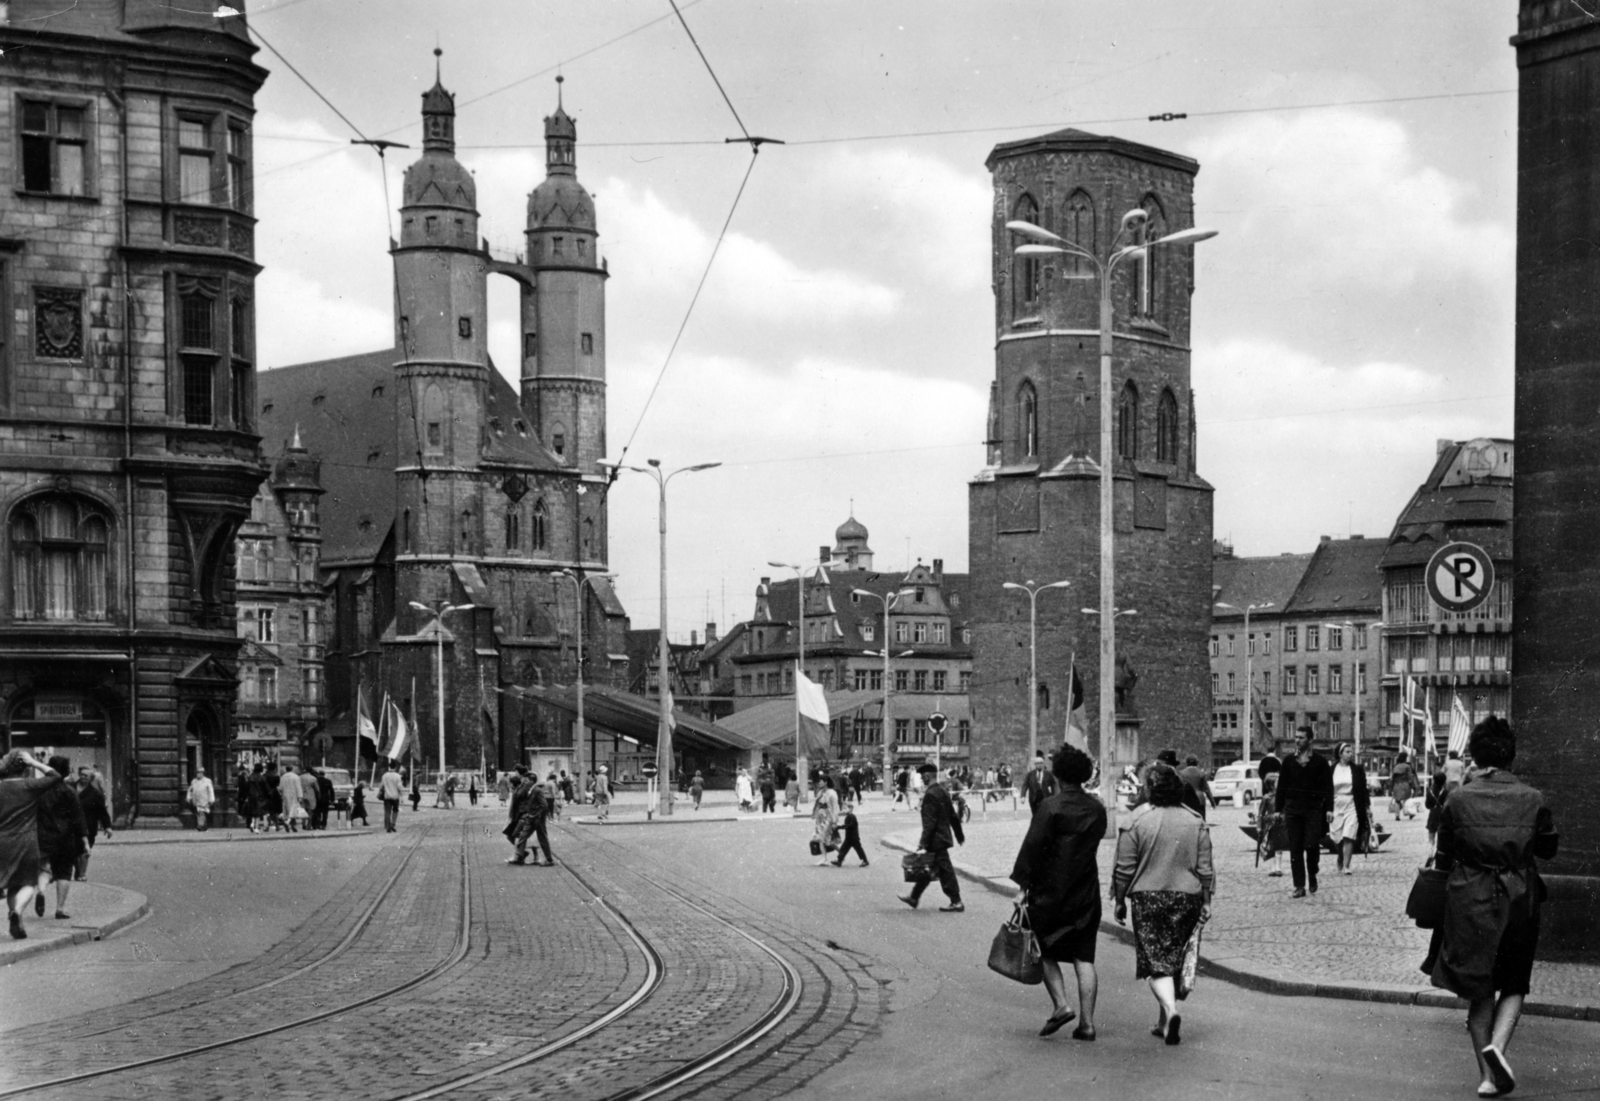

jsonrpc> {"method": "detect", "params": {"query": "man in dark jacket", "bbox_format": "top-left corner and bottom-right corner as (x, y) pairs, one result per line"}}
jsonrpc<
(1274, 727), (1335, 897)
(35, 755), (87, 920)
(72, 768), (112, 879)
(1020, 754), (1058, 815)
(899, 763), (966, 912)
(505, 769), (553, 866)
(316, 769), (336, 829)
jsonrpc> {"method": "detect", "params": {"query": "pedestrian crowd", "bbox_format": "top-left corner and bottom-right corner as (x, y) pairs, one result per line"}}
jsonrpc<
(0, 750), (108, 940)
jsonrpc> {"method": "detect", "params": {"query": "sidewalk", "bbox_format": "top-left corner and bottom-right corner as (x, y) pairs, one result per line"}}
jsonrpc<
(0, 881), (149, 966)
(881, 803), (1600, 1022)
(571, 788), (956, 826)
(100, 824), (379, 845)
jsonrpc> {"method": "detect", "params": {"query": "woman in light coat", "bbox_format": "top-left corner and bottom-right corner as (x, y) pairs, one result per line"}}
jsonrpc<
(1113, 767), (1214, 1046)
(811, 775), (840, 866)
(735, 768), (754, 811)
(187, 768), (215, 831)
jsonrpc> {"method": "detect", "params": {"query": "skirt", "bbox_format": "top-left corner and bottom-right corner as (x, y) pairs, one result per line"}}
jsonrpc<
(1331, 796), (1361, 842)
(1131, 890), (1205, 979)
(1036, 900), (1101, 964)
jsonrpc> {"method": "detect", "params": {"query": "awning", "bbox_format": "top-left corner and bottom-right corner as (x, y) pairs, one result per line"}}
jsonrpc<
(716, 689), (882, 750)
(509, 684), (762, 753)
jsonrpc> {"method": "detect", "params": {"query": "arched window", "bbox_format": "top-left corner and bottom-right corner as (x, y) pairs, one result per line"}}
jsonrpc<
(422, 384), (445, 454)
(1117, 382), (1139, 460)
(582, 516), (594, 560)
(531, 500), (547, 551)
(1135, 194), (1166, 319)
(402, 508), (412, 552)
(1018, 381), (1038, 459)
(1063, 190), (1095, 276)
(1156, 388), (1179, 463)
(551, 422), (566, 458)
(8, 495), (112, 622)
(505, 508), (520, 551)
(1012, 194), (1041, 316)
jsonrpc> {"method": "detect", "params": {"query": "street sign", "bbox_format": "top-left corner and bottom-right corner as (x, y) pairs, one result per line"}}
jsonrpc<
(1426, 541), (1496, 614)
(927, 712), (948, 736)
(640, 762), (659, 779)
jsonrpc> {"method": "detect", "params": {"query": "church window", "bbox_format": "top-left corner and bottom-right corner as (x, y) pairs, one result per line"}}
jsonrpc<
(1012, 194), (1041, 316)
(553, 236), (565, 256)
(524, 332), (537, 359)
(12, 497), (113, 622)
(581, 333), (593, 355)
(552, 425), (566, 456)
(458, 316), (472, 338)
(21, 99), (89, 196)
(1018, 381), (1038, 459)
(425, 216), (438, 237)
(427, 423), (441, 448)
(582, 517), (594, 559)
(532, 500), (547, 550)
(423, 385), (445, 454)
(1156, 388), (1179, 463)
(402, 509), (411, 552)
(505, 508), (520, 551)
(1117, 382), (1139, 459)
(1134, 195), (1166, 319)
(1063, 190), (1095, 276)
(577, 238), (587, 257)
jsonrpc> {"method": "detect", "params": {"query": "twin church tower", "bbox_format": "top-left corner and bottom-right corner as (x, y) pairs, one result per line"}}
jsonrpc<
(259, 64), (627, 772)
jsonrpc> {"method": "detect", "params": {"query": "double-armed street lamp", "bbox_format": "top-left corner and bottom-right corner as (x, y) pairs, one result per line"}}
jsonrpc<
(410, 599), (474, 781)
(770, 559), (812, 798)
(558, 569), (614, 787)
(853, 586), (907, 787)
(1003, 579), (1071, 765)
(1009, 210), (1216, 817)
(1215, 600), (1275, 764)
(600, 458), (721, 816)
(1080, 606), (1136, 800)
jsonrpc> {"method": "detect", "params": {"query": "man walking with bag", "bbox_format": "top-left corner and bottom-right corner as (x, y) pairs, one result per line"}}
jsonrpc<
(899, 762), (966, 912)
(379, 760), (405, 832)
(505, 769), (554, 866)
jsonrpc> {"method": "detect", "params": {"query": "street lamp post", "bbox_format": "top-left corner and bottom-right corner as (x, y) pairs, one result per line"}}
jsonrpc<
(1215, 601), (1275, 764)
(771, 560), (810, 801)
(1002, 579), (1071, 765)
(600, 458), (721, 816)
(409, 600), (474, 783)
(1010, 214), (1217, 816)
(559, 569), (614, 788)
(853, 587), (903, 790)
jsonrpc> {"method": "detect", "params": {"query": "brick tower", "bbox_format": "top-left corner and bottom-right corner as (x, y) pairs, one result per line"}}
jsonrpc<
(968, 129), (1214, 774)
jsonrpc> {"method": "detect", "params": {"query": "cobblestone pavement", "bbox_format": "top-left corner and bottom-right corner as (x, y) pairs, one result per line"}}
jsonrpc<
(888, 802), (1600, 1012)
(0, 813), (887, 1101)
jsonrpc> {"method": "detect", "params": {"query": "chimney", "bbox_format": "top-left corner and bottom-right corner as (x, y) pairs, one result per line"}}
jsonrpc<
(705, 621), (718, 644)
(1321, 535), (1332, 543)
(690, 629), (698, 646)
(1438, 438), (1454, 455)
(933, 558), (944, 583)
(1350, 534), (1364, 540)
(820, 545), (831, 564)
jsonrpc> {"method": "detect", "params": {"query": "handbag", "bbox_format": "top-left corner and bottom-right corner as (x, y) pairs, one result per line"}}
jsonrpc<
(825, 827), (840, 852)
(809, 839), (822, 857)
(1176, 918), (1203, 1000)
(987, 902), (1043, 985)
(1406, 858), (1449, 929)
(901, 851), (934, 883)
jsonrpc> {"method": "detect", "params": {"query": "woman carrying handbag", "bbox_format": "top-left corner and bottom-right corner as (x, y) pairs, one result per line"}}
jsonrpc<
(1008, 745), (1105, 1041)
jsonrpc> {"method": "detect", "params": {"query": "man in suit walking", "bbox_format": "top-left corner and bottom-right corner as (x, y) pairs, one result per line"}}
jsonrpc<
(1275, 726), (1335, 898)
(1020, 753), (1058, 815)
(899, 763), (966, 912)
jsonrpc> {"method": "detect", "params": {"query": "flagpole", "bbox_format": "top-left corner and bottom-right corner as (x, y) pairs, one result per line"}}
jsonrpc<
(1066, 651), (1076, 743)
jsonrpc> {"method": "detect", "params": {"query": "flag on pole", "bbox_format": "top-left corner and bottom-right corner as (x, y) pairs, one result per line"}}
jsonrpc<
(1064, 656), (1088, 751)
(357, 688), (380, 758)
(1402, 676), (1428, 755)
(663, 687), (678, 732)
(796, 667), (831, 758)
(1448, 693), (1472, 757)
(1422, 685), (1438, 760)
(385, 696), (410, 762)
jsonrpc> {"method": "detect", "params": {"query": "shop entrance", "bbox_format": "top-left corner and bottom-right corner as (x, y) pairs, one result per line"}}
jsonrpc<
(7, 694), (111, 796)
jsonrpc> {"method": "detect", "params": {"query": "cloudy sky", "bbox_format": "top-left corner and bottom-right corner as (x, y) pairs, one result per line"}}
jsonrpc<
(248, 0), (1518, 639)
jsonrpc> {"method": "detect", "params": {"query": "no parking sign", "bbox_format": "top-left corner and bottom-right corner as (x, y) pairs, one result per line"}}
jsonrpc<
(1426, 541), (1495, 614)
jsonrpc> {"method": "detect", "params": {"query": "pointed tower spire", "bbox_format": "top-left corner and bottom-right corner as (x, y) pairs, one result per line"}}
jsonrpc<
(291, 423), (304, 451)
(420, 47), (455, 153)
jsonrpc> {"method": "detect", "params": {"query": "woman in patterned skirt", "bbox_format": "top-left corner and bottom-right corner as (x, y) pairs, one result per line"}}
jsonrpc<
(1113, 767), (1214, 1046)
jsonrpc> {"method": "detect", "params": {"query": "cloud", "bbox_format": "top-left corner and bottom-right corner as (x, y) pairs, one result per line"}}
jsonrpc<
(1193, 108), (1513, 291)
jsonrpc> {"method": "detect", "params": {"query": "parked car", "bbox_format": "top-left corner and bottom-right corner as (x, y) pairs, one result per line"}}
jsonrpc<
(1210, 761), (1263, 805)
(319, 767), (355, 806)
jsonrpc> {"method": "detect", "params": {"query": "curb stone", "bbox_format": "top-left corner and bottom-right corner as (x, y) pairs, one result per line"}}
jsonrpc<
(0, 884), (150, 966)
(876, 834), (1596, 1023)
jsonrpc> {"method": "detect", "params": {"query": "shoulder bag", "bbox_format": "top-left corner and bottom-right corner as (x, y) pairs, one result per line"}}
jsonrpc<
(987, 901), (1043, 985)
(1405, 846), (1448, 929)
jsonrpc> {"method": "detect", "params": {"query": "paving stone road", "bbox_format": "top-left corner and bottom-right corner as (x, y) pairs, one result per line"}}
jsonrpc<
(0, 812), (885, 1101)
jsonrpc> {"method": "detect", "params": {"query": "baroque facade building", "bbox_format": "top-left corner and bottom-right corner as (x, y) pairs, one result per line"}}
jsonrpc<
(232, 431), (324, 770)
(969, 128), (1213, 774)
(0, 2), (266, 824)
(257, 71), (626, 776)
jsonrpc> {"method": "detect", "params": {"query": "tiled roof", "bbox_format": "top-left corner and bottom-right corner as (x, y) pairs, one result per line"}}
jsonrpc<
(986, 127), (1199, 175)
(1212, 554), (1313, 620)
(1380, 441), (1513, 570)
(259, 349), (560, 566)
(1282, 538), (1386, 616)
(755, 566), (972, 655)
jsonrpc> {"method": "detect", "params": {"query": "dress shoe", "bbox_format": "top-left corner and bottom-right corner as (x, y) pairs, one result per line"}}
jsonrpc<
(8, 912), (24, 940)
(1292, 887), (1307, 898)
(1165, 1014), (1182, 1045)
(939, 902), (965, 912)
(1481, 1045), (1515, 1094)
(1039, 1008), (1075, 1037)
(54, 911), (69, 920)
(897, 893), (919, 909)
(34, 893), (45, 917)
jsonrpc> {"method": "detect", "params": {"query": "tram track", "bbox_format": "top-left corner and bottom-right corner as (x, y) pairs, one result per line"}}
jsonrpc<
(0, 822), (472, 1099)
(60, 823), (437, 1042)
(3, 814), (820, 1101)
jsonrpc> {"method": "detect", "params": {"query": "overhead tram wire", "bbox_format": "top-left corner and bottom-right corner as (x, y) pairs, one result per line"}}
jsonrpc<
(610, 0), (781, 474)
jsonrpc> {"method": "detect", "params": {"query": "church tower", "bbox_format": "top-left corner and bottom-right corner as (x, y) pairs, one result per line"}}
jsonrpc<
(392, 55), (491, 571)
(523, 78), (608, 475)
(967, 128), (1214, 775)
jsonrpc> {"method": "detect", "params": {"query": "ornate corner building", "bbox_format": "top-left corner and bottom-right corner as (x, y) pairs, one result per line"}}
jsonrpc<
(968, 128), (1214, 773)
(257, 71), (627, 776)
(0, 2), (267, 824)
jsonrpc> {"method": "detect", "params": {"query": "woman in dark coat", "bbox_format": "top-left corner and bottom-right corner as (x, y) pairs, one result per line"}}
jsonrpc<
(1426, 717), (1557, 1098)
(1010, 745), (1106, 1041)
(0, 750), (64, 940)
